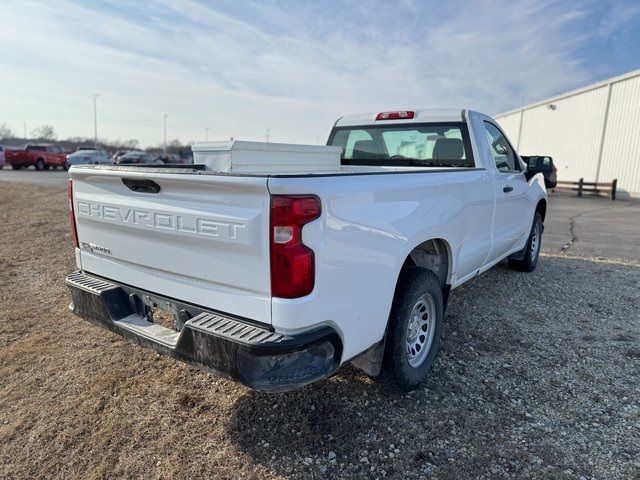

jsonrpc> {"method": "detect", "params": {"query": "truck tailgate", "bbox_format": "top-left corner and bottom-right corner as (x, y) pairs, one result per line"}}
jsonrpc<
(69, 168), (272, 323)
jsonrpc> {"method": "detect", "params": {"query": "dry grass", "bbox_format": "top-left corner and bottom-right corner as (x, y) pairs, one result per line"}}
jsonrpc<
(1, 182), (639, 480)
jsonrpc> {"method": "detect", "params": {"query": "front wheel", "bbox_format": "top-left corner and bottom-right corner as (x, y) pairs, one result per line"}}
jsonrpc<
(35, 159), (45, 171)
(509, 212), (543, 272)
(383, 267), (444, 391)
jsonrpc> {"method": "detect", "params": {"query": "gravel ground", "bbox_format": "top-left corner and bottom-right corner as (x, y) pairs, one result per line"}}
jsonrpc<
(0, 183), (639, 480)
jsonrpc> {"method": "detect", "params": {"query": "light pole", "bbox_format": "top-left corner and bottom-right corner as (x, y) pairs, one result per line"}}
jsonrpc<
(92, 93), (99, 148)
(23, 121), (27, 139)
(205, 126), (209, 141)
(265, 128), (270, 143)
(163, 114), (168, 154)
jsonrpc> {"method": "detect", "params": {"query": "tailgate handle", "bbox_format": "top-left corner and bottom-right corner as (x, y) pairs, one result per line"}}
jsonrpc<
(122, 178), (161, 194)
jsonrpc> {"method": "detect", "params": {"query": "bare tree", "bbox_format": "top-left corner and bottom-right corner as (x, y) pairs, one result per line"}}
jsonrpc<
(31, 125), (56, 141)
(0, 123), (14, 140)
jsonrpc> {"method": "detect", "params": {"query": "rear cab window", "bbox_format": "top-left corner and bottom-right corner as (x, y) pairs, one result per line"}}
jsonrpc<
(327, 122), (475, 168)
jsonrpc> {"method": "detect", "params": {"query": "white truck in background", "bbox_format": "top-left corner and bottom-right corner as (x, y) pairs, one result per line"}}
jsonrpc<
(65, 109), (548, 392)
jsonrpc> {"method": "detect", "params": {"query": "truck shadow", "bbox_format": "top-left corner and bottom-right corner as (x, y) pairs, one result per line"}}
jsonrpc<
(225, 255), (640, 477)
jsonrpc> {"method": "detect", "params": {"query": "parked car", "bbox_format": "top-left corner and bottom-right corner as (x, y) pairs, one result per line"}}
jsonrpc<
(64, 149), (112, 169)
(5, 144), (66, 170)
(65, 108), (548, 392)
(0, 145), (5, 169)
(159, 153), (180, 163)
(522, 155), (557, 188)
(112, 150), (132, 163)
(179, 148), (194, 164)
(116, 151), (163, 165)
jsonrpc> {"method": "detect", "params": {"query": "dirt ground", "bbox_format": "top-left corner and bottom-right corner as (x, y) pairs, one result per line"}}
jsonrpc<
(1, 182), (639, 480)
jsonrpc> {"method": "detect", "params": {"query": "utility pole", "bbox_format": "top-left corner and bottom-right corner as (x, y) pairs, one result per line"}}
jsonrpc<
(92, 93), (99, 148)
(23, 121), (27, 139)
(205, 126), (209, 141)
(163, 114), (168, 153)
(265, 128), (270, 143)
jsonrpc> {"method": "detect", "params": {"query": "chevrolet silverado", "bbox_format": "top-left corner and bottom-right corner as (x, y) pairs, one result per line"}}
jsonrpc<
(65, 109), (548, 392)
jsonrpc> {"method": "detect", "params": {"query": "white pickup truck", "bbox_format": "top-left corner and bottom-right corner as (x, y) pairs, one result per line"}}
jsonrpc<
(65, 109), (548, 392)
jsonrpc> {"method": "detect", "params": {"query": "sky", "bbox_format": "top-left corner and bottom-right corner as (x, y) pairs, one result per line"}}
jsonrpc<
(1, 0), (639, 148)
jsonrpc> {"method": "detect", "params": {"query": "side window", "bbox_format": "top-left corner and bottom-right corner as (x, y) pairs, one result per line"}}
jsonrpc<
(483, 121), (519, 173)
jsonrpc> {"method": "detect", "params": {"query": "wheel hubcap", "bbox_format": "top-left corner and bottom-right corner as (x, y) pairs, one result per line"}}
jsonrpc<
(405, 294), (436, 368)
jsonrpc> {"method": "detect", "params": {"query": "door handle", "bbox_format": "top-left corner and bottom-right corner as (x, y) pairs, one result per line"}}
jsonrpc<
(122, 178), (161, 193)
(503, 185), (513, 193)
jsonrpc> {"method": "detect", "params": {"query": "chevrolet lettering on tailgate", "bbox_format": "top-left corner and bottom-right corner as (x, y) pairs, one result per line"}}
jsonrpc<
(76, 200), (247, 240)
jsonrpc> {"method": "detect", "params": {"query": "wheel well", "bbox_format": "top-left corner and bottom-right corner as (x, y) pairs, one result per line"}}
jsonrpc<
(351, 238), (452, 377)
(536, 199), (547, 221)
(401, 238), (451, 287)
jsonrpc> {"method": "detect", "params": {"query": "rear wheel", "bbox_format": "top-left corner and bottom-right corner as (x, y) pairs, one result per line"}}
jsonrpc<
(383, 267), (444, 391)
(11, 164), (22, 170)
(35, 158), (45, 171)
(508, 212), (543, 272)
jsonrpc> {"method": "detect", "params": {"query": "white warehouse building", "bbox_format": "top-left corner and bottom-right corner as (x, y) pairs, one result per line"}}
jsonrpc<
(495, 69), (640, 198)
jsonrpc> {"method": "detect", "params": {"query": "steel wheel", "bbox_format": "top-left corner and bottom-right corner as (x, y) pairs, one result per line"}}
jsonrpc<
(530, 220), (540, 262)
(405, 294), (437, 368)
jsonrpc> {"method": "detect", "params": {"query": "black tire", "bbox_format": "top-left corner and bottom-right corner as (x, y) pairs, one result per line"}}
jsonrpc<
(35, 158), (45, 171)
(11, 164), (22, 170)
(508, 212), (543, 272)
(63, 161), (70, 171)
(382, 267), (444, 391)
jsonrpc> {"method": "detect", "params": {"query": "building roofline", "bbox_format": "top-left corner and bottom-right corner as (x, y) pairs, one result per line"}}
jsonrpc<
(495, 68), (640, 118)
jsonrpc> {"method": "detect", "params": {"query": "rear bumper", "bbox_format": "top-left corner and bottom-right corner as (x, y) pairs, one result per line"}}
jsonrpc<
(65, 271), (342, 392)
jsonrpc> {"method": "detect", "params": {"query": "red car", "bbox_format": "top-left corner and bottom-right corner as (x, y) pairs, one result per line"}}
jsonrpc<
(5, 144), (67, 170)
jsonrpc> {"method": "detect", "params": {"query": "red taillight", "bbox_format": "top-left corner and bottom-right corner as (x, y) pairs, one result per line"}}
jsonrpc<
(375, 111), (415, 121)
(270, 195), (321, 298)
(67, 179), (79, 248)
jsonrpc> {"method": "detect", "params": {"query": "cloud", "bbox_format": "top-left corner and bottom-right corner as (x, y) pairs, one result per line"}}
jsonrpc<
(0, 0), (637, 146)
